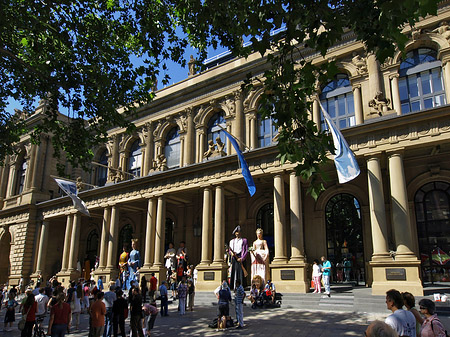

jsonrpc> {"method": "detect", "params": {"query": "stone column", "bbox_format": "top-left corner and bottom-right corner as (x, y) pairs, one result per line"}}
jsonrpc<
(200, 187), (213, 265)
(197, 129), (205, 162)
(184, 108), (195, 166)
(144, 198), (157, 268)
(273, 174), (287, 263)
(390, 74), (402, 115)
(289, 173), (305, 262)
(226, 123), (232, 154)
(68, 213), (81, 271)
(61, 214), (74, 271)
(367, 157), (390, 259)
(213, 185), (225, 264)
(367, 53), (382, 98)
(24, 145), (36, 191)
(443, 61), (450, 104)
(106, 205), (120, 268)
(249, 113), (257, 149)
(98, 207), (111, 270)
(388, 152), (415, 259)
(234, 91), (244, 149)
(313, 99), (321, 131)
(353, 85), (364, 125)
(153, 196), (166, 267)
(35, 221), (49, 275)
(143, 123), (154, 175)
(6, 162), (17, 197)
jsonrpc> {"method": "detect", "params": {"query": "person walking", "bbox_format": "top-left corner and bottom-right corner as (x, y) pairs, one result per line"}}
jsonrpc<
(21, 293), (37, 337)
(177, 277), (188, 315)
(149, 273), (157, 302)
(90, 292), (107, 337)
(402, 292), (423, 337)
(321, 256), (331, 297)
(418, 298), (446, 337)
(71, 284), (82, 331)
(3, 292), (18, 332)
(234, 279), (246, 329)
(385, 289), (416, 337)
(112, 289), (127, 337)
(129, 287), (144, 337)
(187, 279), (195, 311)
(312, 259), (322, 293)
(48, 293), (71, 337)
(159, 281), (168, 317)
(103, 283), (117, 337)
(140, 276), (148, 303)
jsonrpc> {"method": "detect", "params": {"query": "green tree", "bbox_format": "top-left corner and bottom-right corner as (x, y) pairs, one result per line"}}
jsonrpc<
(1, 0), (439, 196)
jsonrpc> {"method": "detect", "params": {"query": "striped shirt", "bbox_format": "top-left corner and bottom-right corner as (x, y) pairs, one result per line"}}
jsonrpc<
(235, 285), (246, 303)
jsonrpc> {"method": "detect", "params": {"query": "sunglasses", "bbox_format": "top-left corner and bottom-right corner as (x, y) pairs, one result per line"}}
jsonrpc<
(420, 306), (427, 310)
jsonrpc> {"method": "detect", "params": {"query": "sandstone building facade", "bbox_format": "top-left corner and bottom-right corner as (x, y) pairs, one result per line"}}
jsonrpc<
(1, 6), (450, 296)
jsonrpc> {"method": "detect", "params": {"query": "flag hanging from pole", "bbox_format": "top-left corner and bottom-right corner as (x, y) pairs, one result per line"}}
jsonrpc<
(319, 102), (360, 184)
(54, 178), (90, 216)
(222, 130), (256, 196)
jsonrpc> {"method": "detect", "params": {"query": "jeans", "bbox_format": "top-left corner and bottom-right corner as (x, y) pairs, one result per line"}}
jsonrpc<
(160, 296), (168, 316)
(323, 274), (330, 294)
(179, 297), (186, 315)
(51, 324), (68, 337)
(103, 308), (113, 337)
(113, 314), (125, 337)
(130, 315), (144, 337)
(235, 301), (244, 327)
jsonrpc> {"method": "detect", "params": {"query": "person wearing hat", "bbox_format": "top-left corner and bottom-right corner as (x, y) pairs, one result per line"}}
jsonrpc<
(418, 298), (446, 337)
(228, 226), (248, 290)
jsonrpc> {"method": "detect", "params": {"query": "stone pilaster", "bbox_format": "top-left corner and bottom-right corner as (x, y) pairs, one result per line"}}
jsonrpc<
(353, 85), (364, 125)
(390, 74), (402, 115)
(153, 196), (166, 267)
(272, 174), (287, 263)
(98, 207), (111, 270)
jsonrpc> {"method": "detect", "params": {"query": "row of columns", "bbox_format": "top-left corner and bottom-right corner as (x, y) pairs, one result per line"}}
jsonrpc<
(367, 151), (416, 260)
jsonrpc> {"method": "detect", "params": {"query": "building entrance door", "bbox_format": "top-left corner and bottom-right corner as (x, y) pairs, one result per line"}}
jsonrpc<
(325, 193), (365, 285)
(0, 229), (11, 284)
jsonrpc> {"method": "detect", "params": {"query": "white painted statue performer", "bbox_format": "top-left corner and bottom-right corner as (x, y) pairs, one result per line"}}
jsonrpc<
(228, 226), (248, 290)
(128, 239), (141, 288)
(250, 228), (270, 284)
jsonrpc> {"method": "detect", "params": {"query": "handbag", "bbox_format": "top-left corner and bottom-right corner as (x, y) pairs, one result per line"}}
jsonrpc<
(18, 306), (31, 331)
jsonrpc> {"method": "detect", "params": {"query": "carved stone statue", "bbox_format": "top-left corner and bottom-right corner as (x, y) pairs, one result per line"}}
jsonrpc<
(153, 154), (167, 171)
(368, 91), (391, 115)
(76, 177), (84, 192)
(203, 140), (216, 158)
(188, 55), (196, 76)
(351, 52), (368, 75)
(215, 137), (226, 156)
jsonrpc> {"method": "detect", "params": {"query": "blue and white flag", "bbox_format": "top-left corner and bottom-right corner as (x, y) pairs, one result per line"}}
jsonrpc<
(318, 102), (360, 184)
(222, 130), (256, 196)
(54, 178), (90, 216)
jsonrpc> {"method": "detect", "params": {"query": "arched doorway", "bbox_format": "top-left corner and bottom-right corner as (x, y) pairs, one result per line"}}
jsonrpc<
(165, 218), (174, 251)
(85, 230), (99, 277)
(256, 203), (274, 261)
(325, 193), (364, 284)
(118, 224), (134, 262)
(415, 181), (450, 283)
(0, 229), (11, 284)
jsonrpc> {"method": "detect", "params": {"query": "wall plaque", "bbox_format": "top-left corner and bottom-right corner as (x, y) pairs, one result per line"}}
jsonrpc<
(204, 272), (215, 281)
(386, 268), (406, 280)
(281, 270), (296, 280)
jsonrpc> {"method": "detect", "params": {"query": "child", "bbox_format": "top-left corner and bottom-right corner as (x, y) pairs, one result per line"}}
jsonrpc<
(247, 283), (259, 308)
(312, 259), (322, 293)
(3, 292), (18, 332)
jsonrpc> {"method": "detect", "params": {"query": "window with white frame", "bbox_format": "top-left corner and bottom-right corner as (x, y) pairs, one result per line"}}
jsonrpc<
(257, 104), (278, 148)
(320, 73), (355, 130)
(128, 140), (142, 178)
(164, 127), (181, 169)
(398, 48), (446, 114)
(15, 158), (27, 195)
(206, 112), (227, 154)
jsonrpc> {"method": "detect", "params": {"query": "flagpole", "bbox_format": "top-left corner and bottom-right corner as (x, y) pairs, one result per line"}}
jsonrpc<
(50, 175), (98, 188)
(91, 161), (137, 178)
(217, 126), (251, 152)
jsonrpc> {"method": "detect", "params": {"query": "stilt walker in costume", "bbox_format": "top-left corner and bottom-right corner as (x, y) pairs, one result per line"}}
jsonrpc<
(228, 226), (248, 290)
(118, 246), (129, 290)
(128, 239), (141, 288)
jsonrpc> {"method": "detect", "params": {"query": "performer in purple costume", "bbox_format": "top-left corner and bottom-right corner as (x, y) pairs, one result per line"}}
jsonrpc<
(228, 226), (248, 290)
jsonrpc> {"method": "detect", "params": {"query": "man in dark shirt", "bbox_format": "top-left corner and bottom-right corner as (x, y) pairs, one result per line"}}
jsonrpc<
(129, 287), (144, 337)
(112, 289), (127, 337)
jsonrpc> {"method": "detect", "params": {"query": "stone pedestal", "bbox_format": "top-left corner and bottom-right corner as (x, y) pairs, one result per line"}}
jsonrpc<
(148, 266), (166, 288)
(92, 268), (119, 287)
(56, 270), (82, 287)
(269, 262), (310, 293)
(370, 259), (423, 296)
(195, 263), (228, 292)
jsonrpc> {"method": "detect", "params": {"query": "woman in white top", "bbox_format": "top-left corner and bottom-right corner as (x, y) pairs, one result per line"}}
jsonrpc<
(312, 259), (322, 293)
(250, 228), (270, 284)
(71, 284), (82, 331)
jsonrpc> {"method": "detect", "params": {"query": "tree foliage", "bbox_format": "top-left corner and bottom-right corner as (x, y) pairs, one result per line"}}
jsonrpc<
(1, 0), (439, 196)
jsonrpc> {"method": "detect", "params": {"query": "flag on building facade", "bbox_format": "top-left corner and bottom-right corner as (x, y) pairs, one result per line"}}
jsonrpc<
(54, 178), (90, 216)
(319, 102), (360, 184)
(432, 247), (450, 265)
(222, 130), (256, 196)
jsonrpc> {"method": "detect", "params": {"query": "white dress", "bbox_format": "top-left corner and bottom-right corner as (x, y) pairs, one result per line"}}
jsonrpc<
(251, 239), (269, 284)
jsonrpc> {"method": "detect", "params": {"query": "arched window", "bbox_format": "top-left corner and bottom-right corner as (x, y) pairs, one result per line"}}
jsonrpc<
(256, 203), (274, 261)
(415, 181), (450, 283)
(0, 230), (11, 284)
(399, 48), (446, 114)
(320, 74), (355, 130)
(165, 218), (174, 251)
(325, 193), (364, 284)
(118, 224), (134, 262)
(86, 230), (99, 269)
(96, 150), (108, 187)
(128, 140), (142, 178)
(164, 127), (181, 169)
(206, 112), (227, 154)
(257, 104), (278, 147)
(15, 158), (27, 195)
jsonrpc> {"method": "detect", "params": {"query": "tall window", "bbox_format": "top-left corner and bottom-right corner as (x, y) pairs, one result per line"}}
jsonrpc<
(257, 105), (278, 148)
(206, 112), (227, 154)
(325, 193), (364, 283)
(415, 181), (450, 283)
(118, 224), (134, 262)
(15, 159), (27, 195)
(128, 140), (142, 178)
(164, 127), (181, 169)
(399, 48), (446, 114)
(320, 74), (355, 130)
(96, 150), (108, 187)
(86, 230), (99, 269)
(256, 203), (274, 261)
